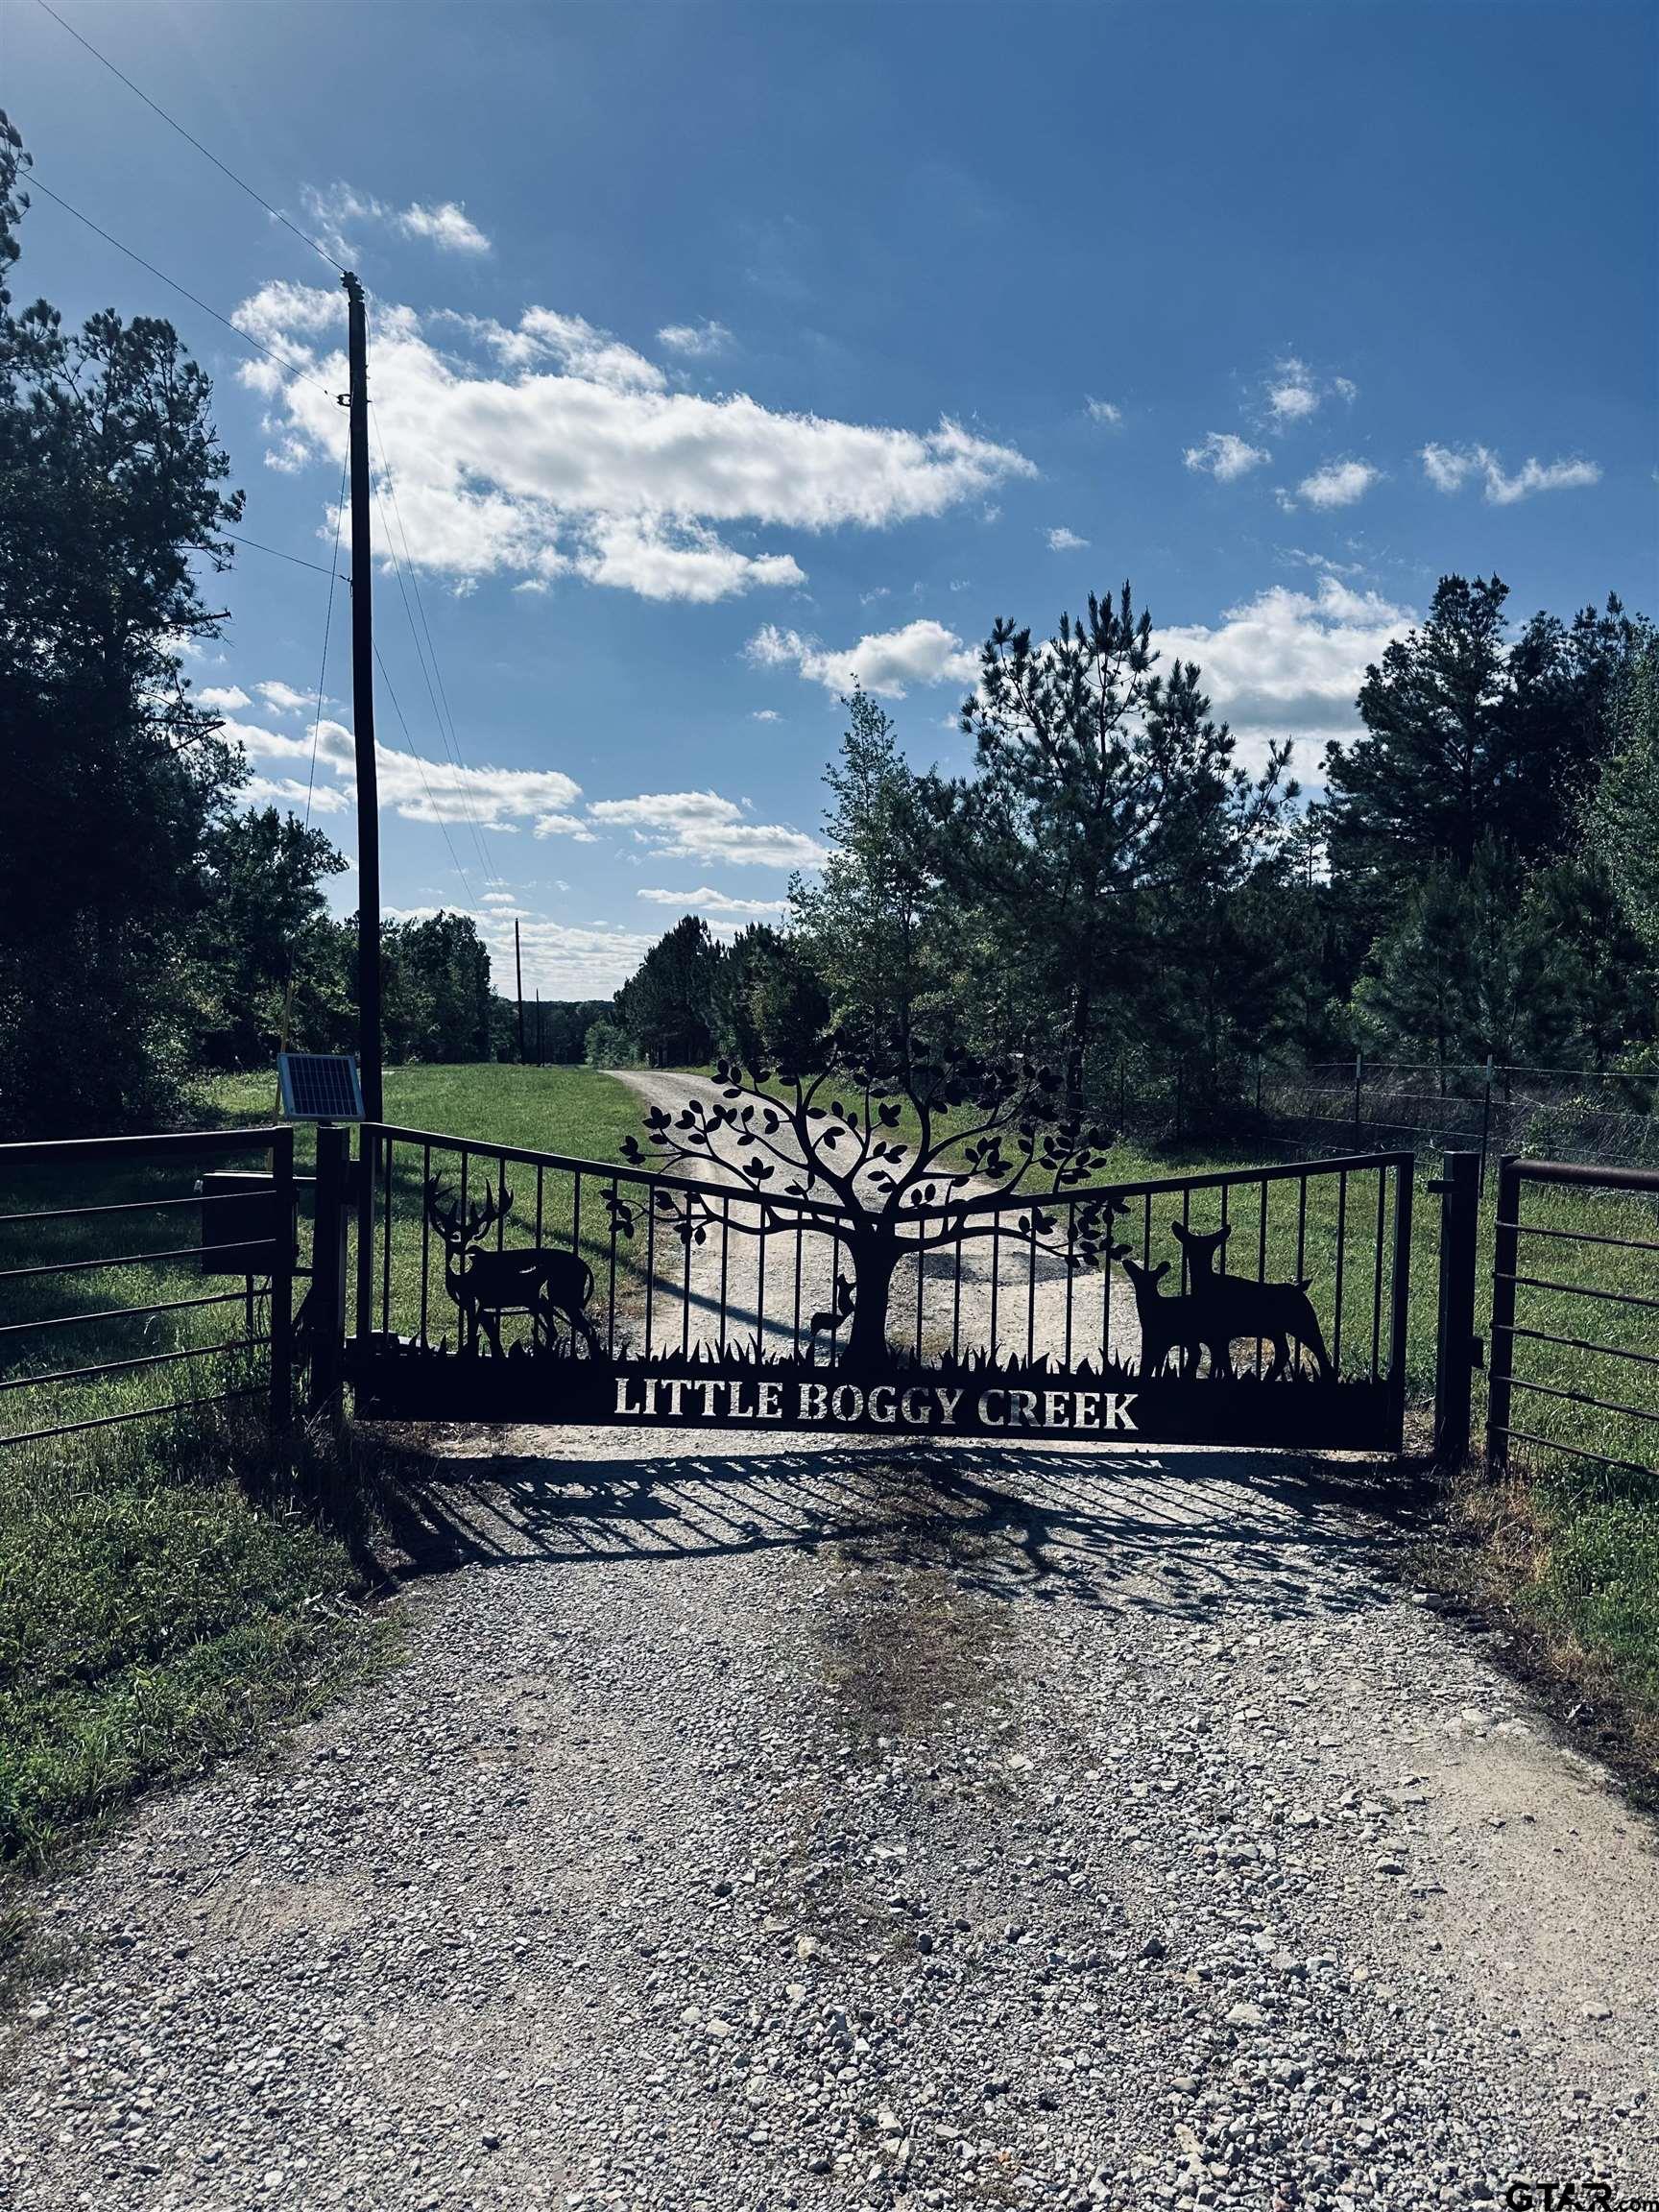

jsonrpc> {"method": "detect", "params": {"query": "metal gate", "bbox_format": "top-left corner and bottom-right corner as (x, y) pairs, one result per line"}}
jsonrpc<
(343, 1120), (1412, 1452)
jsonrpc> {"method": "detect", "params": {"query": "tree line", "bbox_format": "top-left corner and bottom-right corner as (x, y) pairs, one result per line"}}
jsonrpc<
(596, 577), (1657, 1108)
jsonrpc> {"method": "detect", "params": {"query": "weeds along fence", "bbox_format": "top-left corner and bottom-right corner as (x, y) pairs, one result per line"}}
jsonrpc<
(0, 1129), (297, 1451)
(1486, 1158), (1659, 1480)
(1115, 1055), (1658, 1171)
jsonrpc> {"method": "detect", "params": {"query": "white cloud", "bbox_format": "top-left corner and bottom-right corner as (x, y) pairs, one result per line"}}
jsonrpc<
(301, 182), (490, 257)
(1184, 432), (1270, 484)
(1264, 355), (1358, 424)
(746, 617), (976, 699)
(397, 201), (490, 254)
(223, 705), (585, 831)
(1046, 525), (1090, 552)
(255, 678), (311, 715)
(657, 319), (733, 357)
(196, 684), (251, 711)
(1420, 443), (1601, 504)
(637, 885), (786, 918)
(1266, 356), (1320, 423)
(1085, 397), (1122, 426)
(243, 774), (349, 815)
(1295, 458), (1382, 510)
(1159, 576), (1413, 775)
(588, 790), (824, 869)
(232, 282), (1033, 605)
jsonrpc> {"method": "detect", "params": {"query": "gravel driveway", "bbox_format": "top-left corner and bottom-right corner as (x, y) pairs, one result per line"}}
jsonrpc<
(3, 1072), (1656, 2209)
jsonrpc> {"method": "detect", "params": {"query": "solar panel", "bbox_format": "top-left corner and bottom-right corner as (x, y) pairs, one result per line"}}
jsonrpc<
(277, 1052), (366, 1122)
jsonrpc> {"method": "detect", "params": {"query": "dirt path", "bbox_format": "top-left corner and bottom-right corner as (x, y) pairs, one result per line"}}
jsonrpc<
(3, 1423), (1657, 2211)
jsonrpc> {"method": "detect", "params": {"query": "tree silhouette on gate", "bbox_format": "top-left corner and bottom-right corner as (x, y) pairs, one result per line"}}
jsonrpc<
(617, 1047), (1126, 1370)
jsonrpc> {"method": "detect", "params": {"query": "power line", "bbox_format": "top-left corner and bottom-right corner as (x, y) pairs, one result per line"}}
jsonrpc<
(192, 529), (345, 577)
(371, 639), (476, 906)
(304, 459), (349, 831)
(367, 402), (500, 890)
(27, 173), (341, 398)
(33, 0), (347, 274)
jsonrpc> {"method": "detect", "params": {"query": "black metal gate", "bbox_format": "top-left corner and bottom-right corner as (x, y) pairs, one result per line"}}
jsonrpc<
(345, 1120), (1412, 1452)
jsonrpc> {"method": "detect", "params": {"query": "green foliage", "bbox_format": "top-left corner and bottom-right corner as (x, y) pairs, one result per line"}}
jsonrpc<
(946, 586), (1293, 1098)
(791, 688), (945, 1069)
(1586, 636), (1659, 963)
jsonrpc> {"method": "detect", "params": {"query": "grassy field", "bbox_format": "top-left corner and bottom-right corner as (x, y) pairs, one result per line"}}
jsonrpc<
(0, 1065), (637, 1891)
(2, 1056), (1655, 1889)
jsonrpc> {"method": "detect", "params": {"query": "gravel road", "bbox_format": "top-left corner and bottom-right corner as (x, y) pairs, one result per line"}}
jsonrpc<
(3, 1071), (1656, 2210)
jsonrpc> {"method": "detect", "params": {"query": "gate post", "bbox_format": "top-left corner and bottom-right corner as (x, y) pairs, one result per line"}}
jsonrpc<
(1430, 1149), (1480, 1472)
(309, 1125), (351, 1415)
(268, 1126), (296, 1431)
(1485, 1154), (1521, 1471)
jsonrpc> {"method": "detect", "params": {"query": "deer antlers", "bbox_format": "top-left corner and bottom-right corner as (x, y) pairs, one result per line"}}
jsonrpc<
(423, 1173), (515, 1249)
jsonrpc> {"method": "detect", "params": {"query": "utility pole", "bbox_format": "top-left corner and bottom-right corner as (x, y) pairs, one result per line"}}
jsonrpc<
(342, 272), (382, 1119)
(515, 916), (526, 1065)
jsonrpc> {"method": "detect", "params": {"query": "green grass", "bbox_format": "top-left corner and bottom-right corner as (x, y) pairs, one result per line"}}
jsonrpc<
(0, 1406), (387, 1890)
(4, 1054), (1657, 1880)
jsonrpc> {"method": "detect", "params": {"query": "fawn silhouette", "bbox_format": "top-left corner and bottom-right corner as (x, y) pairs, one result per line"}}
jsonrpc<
(1121, 1256), (1205, 1378)
(806, 1272), (855, 1362)
(1169, 1221), (1332, 1381)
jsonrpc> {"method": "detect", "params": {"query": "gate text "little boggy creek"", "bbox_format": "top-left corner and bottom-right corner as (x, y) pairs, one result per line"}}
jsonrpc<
(613, 1378), (1140, 1433)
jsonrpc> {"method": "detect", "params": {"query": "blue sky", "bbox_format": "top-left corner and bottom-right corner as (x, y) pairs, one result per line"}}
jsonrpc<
(6, 0), (1655, 995)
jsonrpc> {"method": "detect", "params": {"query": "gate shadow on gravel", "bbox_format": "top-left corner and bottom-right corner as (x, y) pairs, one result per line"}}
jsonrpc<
(361, 1436), (1430, 1625)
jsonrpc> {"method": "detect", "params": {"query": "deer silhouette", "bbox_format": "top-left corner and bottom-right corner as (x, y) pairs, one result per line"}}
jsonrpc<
(1168, 1221), (1332, 1381)
(423, 1176), (599, 1358)
(1121, 1256), (1206, 1379)
(805, 1272), (855, 1363)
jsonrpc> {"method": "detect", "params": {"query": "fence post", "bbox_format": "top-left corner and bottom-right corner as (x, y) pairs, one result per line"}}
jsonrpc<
(1478, 1055), (1495, 1194)
(1485, 1154), (1521, 1471)
(354, 1123), (378, 1351)
(268, 1125), (295, 1430)
(1430, 1149), (1481, 1472)
(309, 1125), (350, 1414)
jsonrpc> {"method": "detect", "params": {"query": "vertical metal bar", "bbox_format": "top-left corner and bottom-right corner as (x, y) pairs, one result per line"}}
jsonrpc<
(1333, 1168), (1348, 1371)
(1486, 1155), (1522, 1469)
(268, 1127), (295, 1428)
(1387, 1160), (1414, 1455)
(951, 1214), (963, 1360)
(719, 1193), (730, 1358)
(757, 1209), (767, 1359)
(354, 1125), (376, 1350)
(607, 1179), (619, 1355)
(1063, 1196), (1075, 1370)
(1432, 1151), (1480, 1470)
(419, 1142), (431, 1345)
(644, 1198), (656, 1358)
(1025, 1213), (1037, 1366)
(380, 1134), (393, 1335)
(681, 1208), (692, 1358)
(308, 1125), (348, 1412)
(989, 1214), (1000, 1364)
(1256, 1178), (1268, 1379)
